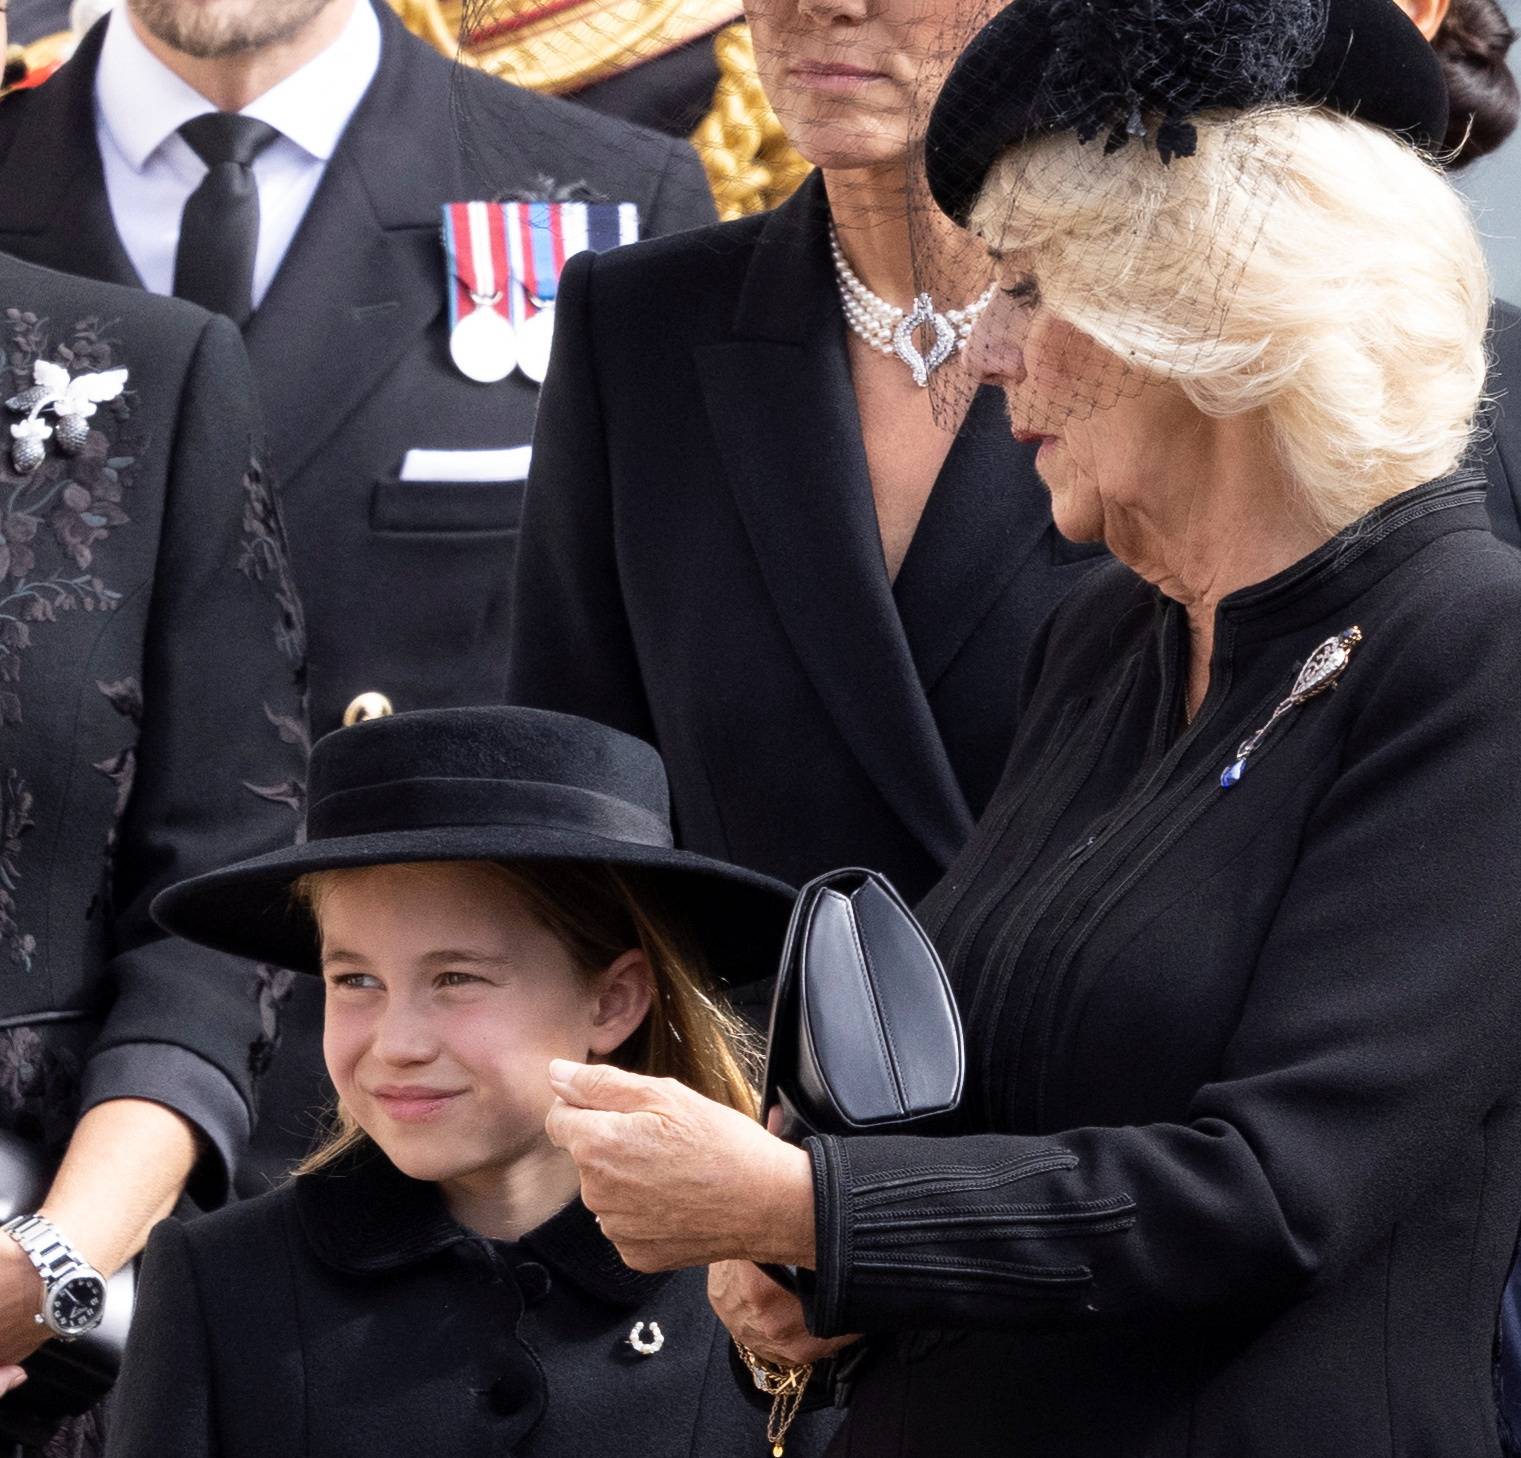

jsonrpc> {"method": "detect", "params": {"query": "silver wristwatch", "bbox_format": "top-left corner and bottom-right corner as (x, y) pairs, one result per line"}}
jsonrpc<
(1, 1214), (108, 1340)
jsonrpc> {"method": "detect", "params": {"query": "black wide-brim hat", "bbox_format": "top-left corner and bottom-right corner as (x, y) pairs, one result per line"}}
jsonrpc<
(927, 0), (1451, 225)
(152, 706), (797, 985)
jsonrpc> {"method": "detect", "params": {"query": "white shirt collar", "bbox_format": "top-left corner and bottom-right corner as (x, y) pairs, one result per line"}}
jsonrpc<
(95, 0), (382, 172)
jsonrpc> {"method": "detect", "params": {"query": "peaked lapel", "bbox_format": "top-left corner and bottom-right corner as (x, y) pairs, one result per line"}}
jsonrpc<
(695, 174), (976, 871)
(243, 3), (531, 484)
(0, 22), (144, 289)
(891, 386), (1065, 692)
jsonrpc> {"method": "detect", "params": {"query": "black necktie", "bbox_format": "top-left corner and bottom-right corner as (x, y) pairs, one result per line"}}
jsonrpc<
(172, 113), (282, 328)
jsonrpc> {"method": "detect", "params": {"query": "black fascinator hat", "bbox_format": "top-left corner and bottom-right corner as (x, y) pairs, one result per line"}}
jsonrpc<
(152, 706), (795, 984)
(927, 0), (1451, 225)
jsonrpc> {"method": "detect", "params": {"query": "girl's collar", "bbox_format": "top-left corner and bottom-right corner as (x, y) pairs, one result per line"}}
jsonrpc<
(295, 1141), (672, 1307)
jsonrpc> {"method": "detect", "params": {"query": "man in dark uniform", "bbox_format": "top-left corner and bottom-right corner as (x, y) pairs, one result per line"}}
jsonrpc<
(0, 0), (715, 1189)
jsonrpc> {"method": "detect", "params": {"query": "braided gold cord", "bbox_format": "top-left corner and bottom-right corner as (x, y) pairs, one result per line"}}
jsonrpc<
(692, 23), (812, 220)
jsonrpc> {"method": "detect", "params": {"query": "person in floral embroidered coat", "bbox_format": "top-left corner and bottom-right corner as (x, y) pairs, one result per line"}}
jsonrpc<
(0, 247), (306, 1452)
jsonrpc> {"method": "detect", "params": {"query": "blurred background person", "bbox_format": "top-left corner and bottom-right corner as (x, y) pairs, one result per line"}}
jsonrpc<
(0, 9), (306, 1434)
(508, 0), (1106, 931)
(537, 0), (1521, 1453)
(0, 0), (715, 1189)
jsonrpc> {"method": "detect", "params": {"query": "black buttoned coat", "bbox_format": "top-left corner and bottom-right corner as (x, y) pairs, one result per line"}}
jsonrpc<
(0, 2), (715, 739)
(0, 251), (304, 1199)
(802, 476), (1521, 1457)
(106, 1145), (839, 1458)
(508, 172), (1104, 907)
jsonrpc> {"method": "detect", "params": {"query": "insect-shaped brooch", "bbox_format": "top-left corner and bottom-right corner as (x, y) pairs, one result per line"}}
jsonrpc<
(6, 360), (130, 474)
(1220, 626), (1363, 788)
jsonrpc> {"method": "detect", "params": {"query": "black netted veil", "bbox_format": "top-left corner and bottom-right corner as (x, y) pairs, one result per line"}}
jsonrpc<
(904, 0), (1451, 429)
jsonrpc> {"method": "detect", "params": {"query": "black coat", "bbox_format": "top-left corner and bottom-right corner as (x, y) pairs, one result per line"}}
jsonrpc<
(0, 3), (716, 740)
(1483, 300), (1521, 548)
(0, 251), (304, 1199)
(802, 475), (1521, 1457)
(508, 172), (1104, 904)
(106, 1144), (839, 1458)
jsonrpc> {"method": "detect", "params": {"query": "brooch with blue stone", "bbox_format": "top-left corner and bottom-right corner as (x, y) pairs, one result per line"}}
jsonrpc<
(1221, 626), (1363, 788)
(6, 360), (129, 474)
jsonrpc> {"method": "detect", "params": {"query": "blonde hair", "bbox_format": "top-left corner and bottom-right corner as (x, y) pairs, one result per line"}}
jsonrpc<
(294, 860), (759, 1175)
(970, 107), (1492, 533)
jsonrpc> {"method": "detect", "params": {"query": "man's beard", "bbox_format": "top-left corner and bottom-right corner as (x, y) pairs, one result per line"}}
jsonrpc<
(127, 0), (338, 59)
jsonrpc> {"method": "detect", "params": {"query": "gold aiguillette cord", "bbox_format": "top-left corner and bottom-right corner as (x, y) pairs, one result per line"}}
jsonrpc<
(733, 1338), (812, 1455)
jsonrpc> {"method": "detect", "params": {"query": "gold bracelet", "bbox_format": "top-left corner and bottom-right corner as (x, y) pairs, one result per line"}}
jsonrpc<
(733, 1337), (812, 1456)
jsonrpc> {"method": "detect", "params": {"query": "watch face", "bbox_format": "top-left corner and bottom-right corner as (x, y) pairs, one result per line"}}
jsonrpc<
(48, 1275), (106, 1335)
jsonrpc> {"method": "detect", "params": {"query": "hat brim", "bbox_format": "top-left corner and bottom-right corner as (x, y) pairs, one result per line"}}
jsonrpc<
(925, 0), (1451, 227)
(151, 826), (797, 988)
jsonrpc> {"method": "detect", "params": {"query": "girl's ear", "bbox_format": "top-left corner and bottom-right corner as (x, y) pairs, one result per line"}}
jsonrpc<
(586, 949), (654, 1059)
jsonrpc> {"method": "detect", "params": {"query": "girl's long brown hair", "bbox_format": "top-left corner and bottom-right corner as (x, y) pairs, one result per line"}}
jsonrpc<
(293, 859), (760, 1175)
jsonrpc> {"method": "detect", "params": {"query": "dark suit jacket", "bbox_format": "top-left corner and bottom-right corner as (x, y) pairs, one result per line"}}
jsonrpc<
(107, 1143), (838, 1458)
(0, 2), (716, 740)
(0, 251), (304, 1200)
(508, 172), (1104, 905)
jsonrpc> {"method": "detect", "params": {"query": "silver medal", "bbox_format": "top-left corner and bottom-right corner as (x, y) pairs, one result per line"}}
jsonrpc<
(516, 305), (556, 386)
(450, 306), (518, 385)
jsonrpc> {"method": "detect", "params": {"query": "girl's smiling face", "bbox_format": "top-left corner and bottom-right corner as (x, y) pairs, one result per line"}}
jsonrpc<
(316, 861), (652, 1190)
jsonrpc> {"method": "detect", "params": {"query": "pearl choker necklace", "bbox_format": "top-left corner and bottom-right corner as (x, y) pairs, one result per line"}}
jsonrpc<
(828, 224), (995, 388)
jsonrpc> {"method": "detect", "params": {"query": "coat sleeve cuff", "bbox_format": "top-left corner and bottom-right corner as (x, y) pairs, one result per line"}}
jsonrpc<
(800, 1130), (1136, 1336)
(800, 1134), (851, 1337)
(78, 1042), (250, 1209)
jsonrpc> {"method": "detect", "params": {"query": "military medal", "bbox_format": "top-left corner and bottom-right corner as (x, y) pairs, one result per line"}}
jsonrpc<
(443, 200), (641, 385)
(504, 201), (641, 384)
(443, 202), (518, 384)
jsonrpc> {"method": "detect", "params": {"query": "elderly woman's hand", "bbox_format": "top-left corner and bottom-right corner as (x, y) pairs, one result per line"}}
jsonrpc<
(709, 1259), (859, 1367)
(545, 1059), (816, 1272)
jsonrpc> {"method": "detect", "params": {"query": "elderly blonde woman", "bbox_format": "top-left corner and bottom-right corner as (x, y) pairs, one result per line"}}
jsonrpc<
(538, 0), (1521, 1453)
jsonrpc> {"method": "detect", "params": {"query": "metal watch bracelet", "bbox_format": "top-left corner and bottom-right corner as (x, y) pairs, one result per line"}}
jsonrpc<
(2, 1212), (108, 1339)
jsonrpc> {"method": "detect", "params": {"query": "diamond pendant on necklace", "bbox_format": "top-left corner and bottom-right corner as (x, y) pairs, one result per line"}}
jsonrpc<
(893, 295), (958, 388)
(828, 224), (993, 388)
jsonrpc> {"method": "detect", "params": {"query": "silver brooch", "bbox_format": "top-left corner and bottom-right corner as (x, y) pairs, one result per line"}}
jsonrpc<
(6, 360), (129, 474)
(627, 1319), (664, 1356)
(1221, 626), (1363, 788)
(892, 294), (957, 388)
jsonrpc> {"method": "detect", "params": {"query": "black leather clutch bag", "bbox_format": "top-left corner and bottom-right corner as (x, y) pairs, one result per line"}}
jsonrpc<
(0, 1130), (136, 1448)
(761, 867), (964, 1143)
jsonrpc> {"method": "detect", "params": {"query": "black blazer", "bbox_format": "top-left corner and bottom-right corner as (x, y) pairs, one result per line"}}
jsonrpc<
(0, 252), (304, 1199)
(803, 476), (1521, 1457)
(0, 3), (716, 739)
(508, 172), (1104, 904)
(106, 1145), (838, 1458)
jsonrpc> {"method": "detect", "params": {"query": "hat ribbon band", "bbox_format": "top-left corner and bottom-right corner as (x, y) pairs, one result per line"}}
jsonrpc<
(305, 777), (675, 849)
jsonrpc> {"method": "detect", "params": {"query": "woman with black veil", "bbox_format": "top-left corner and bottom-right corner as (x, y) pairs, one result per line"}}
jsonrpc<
(505, 0), (1105, 916)
(541, 0), (1521, 1451)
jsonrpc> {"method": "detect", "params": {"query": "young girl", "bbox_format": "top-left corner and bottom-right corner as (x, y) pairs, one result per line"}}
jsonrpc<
(103, 706), (837, 1458)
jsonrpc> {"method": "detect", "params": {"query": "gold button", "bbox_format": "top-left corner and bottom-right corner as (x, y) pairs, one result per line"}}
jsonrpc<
(343, 692), (394, 727)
